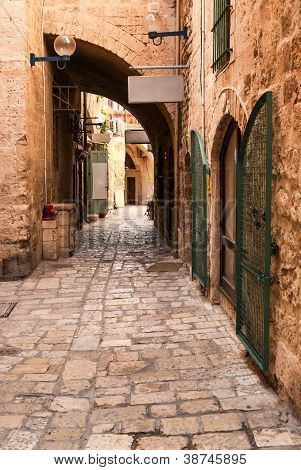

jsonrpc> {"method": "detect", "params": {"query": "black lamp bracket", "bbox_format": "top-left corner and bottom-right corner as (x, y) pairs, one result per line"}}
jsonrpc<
(30, 53), (71, 69)
(148, 26), (188, 45)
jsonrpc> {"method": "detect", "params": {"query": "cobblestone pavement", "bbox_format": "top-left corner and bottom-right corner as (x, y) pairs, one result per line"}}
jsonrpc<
(0, 206), (301, 450)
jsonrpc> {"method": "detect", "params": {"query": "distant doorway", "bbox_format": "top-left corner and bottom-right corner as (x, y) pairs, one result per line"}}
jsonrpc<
(127, 177), (136, 205)
(168, 147), (174, 243)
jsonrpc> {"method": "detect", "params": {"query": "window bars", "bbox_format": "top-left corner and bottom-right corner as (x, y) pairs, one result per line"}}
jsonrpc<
(212, 0), (231, 73)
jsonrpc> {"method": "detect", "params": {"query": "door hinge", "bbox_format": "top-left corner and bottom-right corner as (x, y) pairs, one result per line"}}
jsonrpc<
(256, 274), (270, 282)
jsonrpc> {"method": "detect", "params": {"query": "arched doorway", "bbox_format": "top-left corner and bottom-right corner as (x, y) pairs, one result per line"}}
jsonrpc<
(220, 121), (241, 304)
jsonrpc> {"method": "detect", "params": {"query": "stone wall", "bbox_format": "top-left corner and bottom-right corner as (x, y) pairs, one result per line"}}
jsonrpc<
(0, 0), (54, 278)
(42, 204), (76, 260)
(177, 0), (202, 260)
(0, 1), (27, 278)
(179, 0), (301, 412)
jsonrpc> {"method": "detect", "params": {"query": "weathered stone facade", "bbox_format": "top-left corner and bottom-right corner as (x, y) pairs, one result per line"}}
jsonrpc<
(178, 0), (301, 413)
(0, 0), (51, 278)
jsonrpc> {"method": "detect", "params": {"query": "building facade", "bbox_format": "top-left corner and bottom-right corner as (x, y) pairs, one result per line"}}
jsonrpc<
(177, 0), (301, 411)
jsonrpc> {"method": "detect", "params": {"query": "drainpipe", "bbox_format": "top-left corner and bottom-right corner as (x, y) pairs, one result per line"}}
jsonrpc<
(174, 0), (181, 257)
(201, 0), (206, 142)
(83, 92), (89, 222)
(41, 0), (48, 203)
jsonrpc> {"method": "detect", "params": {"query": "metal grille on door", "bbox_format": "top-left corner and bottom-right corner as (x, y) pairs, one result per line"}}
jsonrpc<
(236, 92), (273, 372)
(191, 130), (208, 288)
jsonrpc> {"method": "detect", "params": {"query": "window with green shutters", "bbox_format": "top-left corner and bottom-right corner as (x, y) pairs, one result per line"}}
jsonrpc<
(212, 0), (231, 73)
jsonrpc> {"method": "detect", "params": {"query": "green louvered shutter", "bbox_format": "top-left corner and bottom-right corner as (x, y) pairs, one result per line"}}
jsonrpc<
(236, 92), (273, 372)
(191, 130), (208, 288)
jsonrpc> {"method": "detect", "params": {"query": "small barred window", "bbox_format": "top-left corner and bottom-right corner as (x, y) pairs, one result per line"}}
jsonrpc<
(212, 0), (231, 73)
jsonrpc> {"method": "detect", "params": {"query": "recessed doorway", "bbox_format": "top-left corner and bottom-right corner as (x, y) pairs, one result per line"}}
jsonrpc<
(126, 177), (136, 205)
(220, 121), (241, 304)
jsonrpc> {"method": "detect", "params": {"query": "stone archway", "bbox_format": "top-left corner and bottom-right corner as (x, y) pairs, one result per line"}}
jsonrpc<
(46, 36), (173, 154)
(0, 0), (178, 279)
(207, 88), (248, 305)
(42, 28), (175, 245)
(43, 0), (176, 150)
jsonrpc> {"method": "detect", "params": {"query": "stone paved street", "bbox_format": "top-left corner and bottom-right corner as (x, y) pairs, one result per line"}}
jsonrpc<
(0, 207), (300, 450)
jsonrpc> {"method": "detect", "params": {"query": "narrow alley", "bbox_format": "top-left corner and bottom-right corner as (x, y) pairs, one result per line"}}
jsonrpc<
(0, 208), (300, 450)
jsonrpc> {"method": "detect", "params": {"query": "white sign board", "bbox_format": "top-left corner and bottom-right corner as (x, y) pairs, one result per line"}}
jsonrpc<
(128, 75), (184, 103)
(92, 162), (107, 200)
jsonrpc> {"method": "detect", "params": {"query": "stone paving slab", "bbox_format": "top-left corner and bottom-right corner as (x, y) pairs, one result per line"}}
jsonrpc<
(0, 208), (300, 450)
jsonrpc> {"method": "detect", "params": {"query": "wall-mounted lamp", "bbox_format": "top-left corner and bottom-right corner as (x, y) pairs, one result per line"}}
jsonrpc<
(143, 10), (188, 46)
(30, 35), (76, 69)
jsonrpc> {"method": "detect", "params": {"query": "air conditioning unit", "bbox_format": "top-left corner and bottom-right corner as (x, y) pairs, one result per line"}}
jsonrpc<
(109, 119), (124, 136)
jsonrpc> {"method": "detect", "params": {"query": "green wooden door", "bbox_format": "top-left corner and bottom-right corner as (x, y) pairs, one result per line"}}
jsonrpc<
(191, 130), (208, 288)
(236, 92), (273, 372)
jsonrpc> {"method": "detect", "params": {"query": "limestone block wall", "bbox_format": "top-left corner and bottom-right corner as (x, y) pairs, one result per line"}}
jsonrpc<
(42, 204), (75, 260)
(0, 0), (54, 278)
(26, 0), (55, 270)
(54, 204), (76, 258)
(177, 0), (202, 260)
(42, 219), (58, 261)
(179, 0), (301, 412)
(0, 1), (28, 277)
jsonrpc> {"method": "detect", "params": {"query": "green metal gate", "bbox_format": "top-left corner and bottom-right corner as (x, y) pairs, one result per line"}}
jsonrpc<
(236, 92), (273, 372)
(191, 130), (208, 288)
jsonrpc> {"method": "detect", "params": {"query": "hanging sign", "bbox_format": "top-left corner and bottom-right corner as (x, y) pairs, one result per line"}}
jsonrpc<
(125, 129), (150, 144)
(92, 162), (108, 200)
(128, 75), (184, 103)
